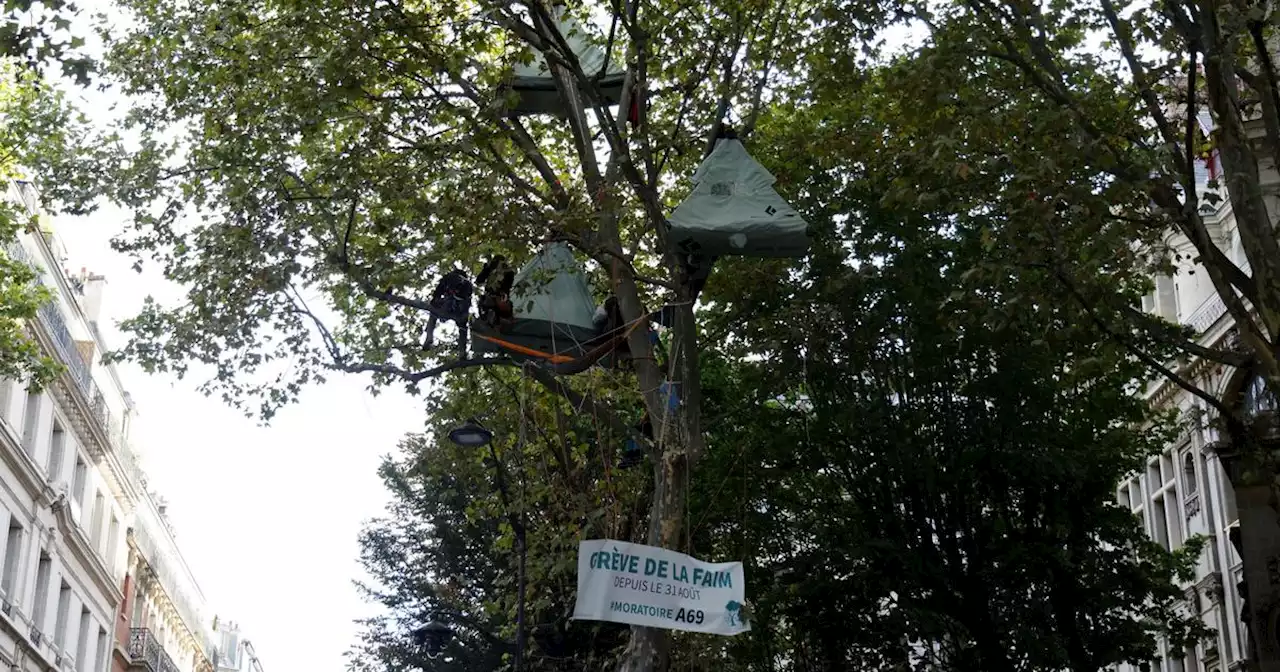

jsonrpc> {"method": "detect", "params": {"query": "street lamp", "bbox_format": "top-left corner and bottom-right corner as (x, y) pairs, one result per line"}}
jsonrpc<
(448, 418), (493, 448)
(448, 420), (527, 672)
(412, 619), (455, 659)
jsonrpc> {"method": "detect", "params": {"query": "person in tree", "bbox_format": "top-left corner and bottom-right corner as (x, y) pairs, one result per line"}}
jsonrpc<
(422, 267), (473, 357)
(593, 295), (624, 334)
(476, 255), (515, 329)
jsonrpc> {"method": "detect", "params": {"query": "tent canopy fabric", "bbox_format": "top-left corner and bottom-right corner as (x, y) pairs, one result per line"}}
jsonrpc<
(666, 138), (810, 258)
(472, 242), (600, 362)
(507, 6), (624, 115)
(512, 6), (623, 83)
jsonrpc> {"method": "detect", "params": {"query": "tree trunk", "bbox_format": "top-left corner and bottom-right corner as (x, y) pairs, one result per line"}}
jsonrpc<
(616, 447), (690, 671)
(614, 295), (704, 672)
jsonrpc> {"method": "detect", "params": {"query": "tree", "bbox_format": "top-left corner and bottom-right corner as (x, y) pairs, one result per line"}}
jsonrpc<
(351, 212), (1213, 671)
(682, 137), (1210, 668)
(0, 61), (93, 388)
(90, 1), (824, 669)
(758, 2), (1279, 664)
(0, 0), (99, 385)
(349, 371), (645, 671)
(1, 0), (93, 83)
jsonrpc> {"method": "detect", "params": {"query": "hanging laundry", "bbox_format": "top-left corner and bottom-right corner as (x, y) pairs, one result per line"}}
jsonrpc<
(666, 138), (810, 258)
(506, 5), (625, 116)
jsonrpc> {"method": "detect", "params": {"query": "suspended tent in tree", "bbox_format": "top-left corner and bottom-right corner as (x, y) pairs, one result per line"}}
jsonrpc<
(472, 244), (660, 373)
(504, 4), (627, 117)
(666, 135), (811, 259)
(474, 242), (599, 359)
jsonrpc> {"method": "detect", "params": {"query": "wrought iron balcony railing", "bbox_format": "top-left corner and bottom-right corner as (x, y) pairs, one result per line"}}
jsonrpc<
(5, 241), (99, 405)
(128, 628), (179, 672)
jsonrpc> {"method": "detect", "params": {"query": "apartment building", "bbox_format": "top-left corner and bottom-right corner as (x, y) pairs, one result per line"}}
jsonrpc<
(115, 493), (215, 672)
(211, 620), (263, 672)
(0, 181), (226, 672)
(1114, 112), (1277, 672)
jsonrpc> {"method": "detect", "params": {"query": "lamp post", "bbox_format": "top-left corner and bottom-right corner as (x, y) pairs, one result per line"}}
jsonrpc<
(449, 419), (526, 672)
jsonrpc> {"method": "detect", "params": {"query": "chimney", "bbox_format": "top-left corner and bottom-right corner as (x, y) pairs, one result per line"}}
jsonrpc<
(82, 272), (106, 324)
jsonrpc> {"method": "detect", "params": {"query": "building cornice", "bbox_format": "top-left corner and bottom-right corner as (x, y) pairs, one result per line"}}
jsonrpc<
(126, 535), (214, 672)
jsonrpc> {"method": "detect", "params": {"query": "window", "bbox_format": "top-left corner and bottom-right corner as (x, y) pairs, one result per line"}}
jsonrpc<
(1153, 496), (1172, 550)
(1, 520), (21, 599)
(32, 554), (50, 632)
(71, 458), (87, 509)
(47, 422), (65, 482)
(223, 630), (240, 667)
(1156, 275), (1180, 321)
(74, 606), (90, 671)
(89, 493), (104, 548)
(1149, 451), (1183, 550)
(105, 515), (119, 570)
(53, 580), (69, 649)
(94, 627), (106, 672)
(21, 389), (40, 454)
(129, 587), (143, 627)
(1242, 373), (1278, 416)
(1221, 467), (1240, 525)
(0, 379), (11, 422)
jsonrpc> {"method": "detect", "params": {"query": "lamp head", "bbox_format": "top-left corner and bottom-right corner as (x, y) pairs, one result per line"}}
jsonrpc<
(413, 620), (454, 658)
(448, 419), (493, 448)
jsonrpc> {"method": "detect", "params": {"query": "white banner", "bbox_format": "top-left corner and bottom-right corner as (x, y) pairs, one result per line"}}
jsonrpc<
(572, 539), (750, 636)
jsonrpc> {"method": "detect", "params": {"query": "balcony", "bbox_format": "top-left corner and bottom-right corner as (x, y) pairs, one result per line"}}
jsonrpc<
(5, 238), (148, 483)
(5, 241), (100, 405)
(128, 628), (180, 672)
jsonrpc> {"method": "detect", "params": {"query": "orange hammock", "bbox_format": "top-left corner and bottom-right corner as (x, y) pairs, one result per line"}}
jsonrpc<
(472, 310), (657, 374)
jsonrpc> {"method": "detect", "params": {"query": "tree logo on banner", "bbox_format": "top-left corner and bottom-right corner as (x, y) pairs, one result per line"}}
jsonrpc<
(724, 600), (744, 627)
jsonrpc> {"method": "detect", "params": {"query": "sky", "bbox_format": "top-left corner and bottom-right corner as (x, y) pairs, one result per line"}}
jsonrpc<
(57, 201), (425, 672)
(44, 6), (433, 672)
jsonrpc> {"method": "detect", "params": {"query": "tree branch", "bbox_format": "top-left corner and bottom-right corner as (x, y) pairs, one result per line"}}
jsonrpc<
(1117, 303), (1253, 367)
(340, 356), (518, 382)
(740, 0), (790, 140)
(1056, 265), (1237, 418)
(521, 362), (651, 454)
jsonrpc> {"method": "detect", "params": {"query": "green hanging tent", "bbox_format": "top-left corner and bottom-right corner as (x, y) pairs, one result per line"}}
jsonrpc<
(505, 5), (625, 116)
(474, 243), (600, 359)
(666, 138), (810, 258)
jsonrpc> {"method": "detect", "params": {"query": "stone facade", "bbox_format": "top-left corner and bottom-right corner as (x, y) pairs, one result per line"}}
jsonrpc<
(0, 181), (230, 672)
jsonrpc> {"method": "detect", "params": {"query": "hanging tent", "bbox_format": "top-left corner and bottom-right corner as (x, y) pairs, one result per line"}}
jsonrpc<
(474, 243), (601, 360)
(666, 138), (811, 258)
(505, 5), (626, 116)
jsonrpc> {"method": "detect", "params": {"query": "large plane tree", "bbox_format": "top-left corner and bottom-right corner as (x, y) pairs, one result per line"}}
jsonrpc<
(85, 1), (834, 669)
